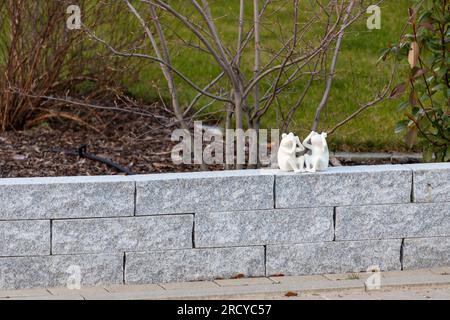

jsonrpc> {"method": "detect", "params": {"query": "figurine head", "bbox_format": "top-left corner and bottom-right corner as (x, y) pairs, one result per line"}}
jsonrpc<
(279, 132), (297, 153)
(311, 132), (323, 146)
(282, 132), (295, 138)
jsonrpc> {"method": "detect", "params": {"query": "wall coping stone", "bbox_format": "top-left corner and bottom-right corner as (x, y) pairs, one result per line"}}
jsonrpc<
(130, 168), (278, 181)
(1, 163), (450, 184)
(275, 164), (413, 176)
(404, 163), (450, 171)
(0, 175), (135, 185)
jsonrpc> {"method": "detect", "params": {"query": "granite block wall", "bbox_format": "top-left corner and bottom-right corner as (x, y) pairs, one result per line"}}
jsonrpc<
(0, 164), (449, 289)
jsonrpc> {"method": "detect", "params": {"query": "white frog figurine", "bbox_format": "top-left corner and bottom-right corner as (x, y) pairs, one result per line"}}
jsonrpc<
(303, 131), (329, 172)
(277, 132), (305, 173)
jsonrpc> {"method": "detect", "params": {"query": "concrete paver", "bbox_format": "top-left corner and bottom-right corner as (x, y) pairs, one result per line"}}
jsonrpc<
(105, 283), (164, 293)
(323, 272), (369, 282)
(380, 269), (450, 287)
(159, 281), (220, 291)
(430, 267), (450, 276)
(47, 286), (108, 296)
(320, 290), (378, 300)
(366, 289), (429, 300)
(214, 277), (275, 287)
(415, 287), (450, 300)
(270, 274), (365, 291)
(269, 274), (327, 284)
(0, 288), (51, 298)
(2, 294), (84, 300)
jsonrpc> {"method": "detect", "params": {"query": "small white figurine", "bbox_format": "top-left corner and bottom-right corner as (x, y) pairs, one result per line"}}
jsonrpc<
(303, 131), (329, 172)
(277, 132), (305, 173)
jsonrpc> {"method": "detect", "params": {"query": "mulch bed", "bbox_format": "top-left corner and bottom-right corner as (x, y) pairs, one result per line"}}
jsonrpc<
(0, 109), (220, 178)
(0, 107), (421, 178)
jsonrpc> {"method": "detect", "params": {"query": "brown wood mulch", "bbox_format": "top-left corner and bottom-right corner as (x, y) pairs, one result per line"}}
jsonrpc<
(0, 110), (219, 178)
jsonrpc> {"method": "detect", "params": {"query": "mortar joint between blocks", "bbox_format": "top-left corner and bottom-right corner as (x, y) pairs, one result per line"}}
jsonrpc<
(122, 252), (126, 285)
(400, 238), (405, 271)
(49, 219), (53, 255)
(133, 181), (137, 216)
(192, 213), (196, 248)
(332, 207), (337, 241)
(263, 245), (267, 276)
(272, 175), (276, 209)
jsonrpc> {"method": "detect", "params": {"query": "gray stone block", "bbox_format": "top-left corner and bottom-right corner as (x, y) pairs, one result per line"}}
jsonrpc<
(335, 202), (450, 240)
(403, 237), (450, 270)
(0, 220), (50, 256)
(0, 254), (123, 290)
(195, 208), (334, 247)
(275, 165), (412, 208)
(266, 240), (402, 276)
(407, 163), (450, 203)
(0, 176), (135, 220)
(134, 170), (275, 215)
(52, 215), (193, 254)
(125, 247), (265, 284)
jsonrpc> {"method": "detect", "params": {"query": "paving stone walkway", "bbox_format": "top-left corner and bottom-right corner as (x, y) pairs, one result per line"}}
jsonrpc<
(1, 267), (449, 300)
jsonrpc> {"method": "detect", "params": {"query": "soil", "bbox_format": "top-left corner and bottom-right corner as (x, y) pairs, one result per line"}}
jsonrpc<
(0, 109), (222, 178)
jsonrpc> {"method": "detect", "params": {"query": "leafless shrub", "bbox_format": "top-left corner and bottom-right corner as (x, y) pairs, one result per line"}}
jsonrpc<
(0, 0), (143, 132)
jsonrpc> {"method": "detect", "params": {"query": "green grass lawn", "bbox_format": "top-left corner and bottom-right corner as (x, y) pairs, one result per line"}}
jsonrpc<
(118, 1), (414, 152)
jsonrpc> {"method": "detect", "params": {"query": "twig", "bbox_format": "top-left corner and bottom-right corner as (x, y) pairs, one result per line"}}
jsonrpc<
(312, 0), (355, 132)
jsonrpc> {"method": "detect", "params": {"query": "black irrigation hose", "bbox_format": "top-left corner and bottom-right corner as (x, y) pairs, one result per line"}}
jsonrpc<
(78, 144), (135, 176)
(51, 144), (135, 175)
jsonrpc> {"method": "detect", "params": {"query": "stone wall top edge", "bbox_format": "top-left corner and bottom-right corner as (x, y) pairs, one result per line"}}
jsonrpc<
(3, 163), (449, 184)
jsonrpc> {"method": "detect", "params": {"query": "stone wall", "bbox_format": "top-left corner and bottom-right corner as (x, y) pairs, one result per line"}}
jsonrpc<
(0, 164), (449, 289)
